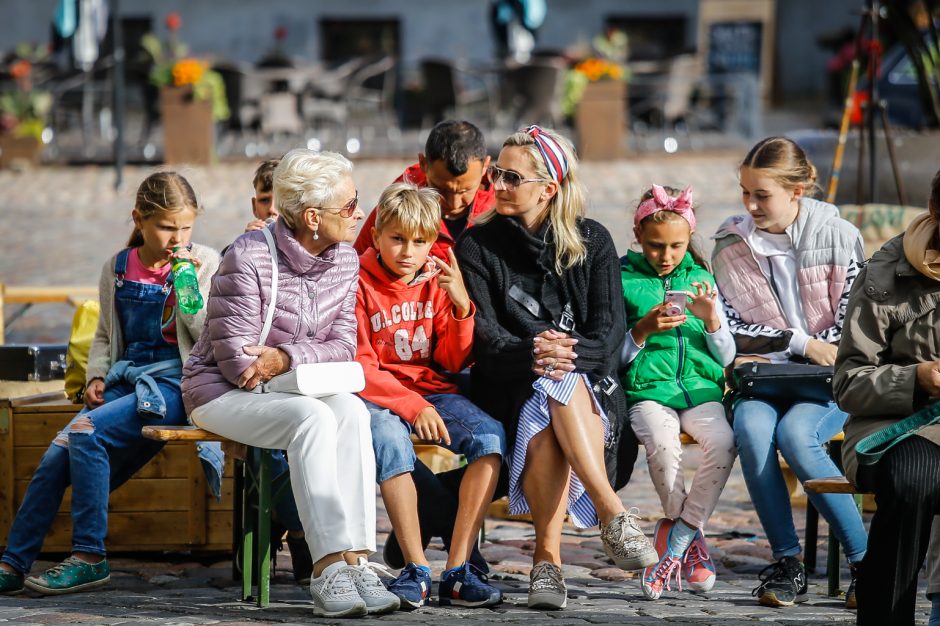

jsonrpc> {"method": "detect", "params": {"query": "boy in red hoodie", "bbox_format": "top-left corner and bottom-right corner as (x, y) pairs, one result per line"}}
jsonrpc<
(356, 182), (506, 610)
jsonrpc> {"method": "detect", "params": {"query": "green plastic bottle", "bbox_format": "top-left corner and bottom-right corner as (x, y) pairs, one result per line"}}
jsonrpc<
(171, 247), (203, 314)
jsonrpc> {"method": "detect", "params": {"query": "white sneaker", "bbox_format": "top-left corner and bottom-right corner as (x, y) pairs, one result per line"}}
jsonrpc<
(309, 562), (367, 618)
(346, 557), (400, 615)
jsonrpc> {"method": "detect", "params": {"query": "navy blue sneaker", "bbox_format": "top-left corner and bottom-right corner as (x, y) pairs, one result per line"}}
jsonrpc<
(439, 562), (502, 607)
(386, 563), (431, 610)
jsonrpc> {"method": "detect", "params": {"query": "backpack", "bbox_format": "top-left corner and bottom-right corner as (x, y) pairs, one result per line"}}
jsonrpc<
(64, 300), (100, 403)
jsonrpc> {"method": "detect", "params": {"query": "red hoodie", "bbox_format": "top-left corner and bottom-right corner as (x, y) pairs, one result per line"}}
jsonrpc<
(355, 247), (475, 423)
(353, 163), (496, 259)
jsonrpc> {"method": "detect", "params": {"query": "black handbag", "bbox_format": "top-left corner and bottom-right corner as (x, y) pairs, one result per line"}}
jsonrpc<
(731, 361), (835, 404)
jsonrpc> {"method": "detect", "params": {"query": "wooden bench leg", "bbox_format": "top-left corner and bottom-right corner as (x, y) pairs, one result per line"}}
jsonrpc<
(805, 502), (819, 573)
(241, 457), (255, 603)
(257, 448), (272, 608)
(827, 525), (841, 596)
(232, 460), (244, 582)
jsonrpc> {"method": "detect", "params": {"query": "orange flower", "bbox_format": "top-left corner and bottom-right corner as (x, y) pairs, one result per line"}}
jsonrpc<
(9, 59), (31, 79)
(574, 57), (622, 82)
(172, 59), (205, 86)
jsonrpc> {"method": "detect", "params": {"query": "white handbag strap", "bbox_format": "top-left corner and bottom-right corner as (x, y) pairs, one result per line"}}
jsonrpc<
(258, 226), (278, 346)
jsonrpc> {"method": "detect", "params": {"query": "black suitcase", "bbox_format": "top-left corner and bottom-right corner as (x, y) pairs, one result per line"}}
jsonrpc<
(0, 344), (68, 381)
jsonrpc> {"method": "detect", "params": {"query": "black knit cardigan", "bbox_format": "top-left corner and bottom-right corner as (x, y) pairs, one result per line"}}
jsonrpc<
(456, 213), (637, 490)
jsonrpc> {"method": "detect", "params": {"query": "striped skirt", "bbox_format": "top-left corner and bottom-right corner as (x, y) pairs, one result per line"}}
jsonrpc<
(508, 372), (610, 528)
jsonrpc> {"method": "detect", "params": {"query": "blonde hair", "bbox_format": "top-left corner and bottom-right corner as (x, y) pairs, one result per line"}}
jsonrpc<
(128, 172), (201, 247)
(487, 127), (586, 273)
(274, 149), (353, 229)
(375, 182), (441, 240)
(740, 136), (820, 196)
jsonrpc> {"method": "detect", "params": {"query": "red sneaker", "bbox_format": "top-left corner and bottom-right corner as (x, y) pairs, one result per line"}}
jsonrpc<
(683, 530), (717, 592)
(641, 518), (682, 600)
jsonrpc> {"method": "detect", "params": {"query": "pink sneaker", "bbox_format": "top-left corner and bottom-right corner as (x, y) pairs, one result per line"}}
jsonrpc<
(641, 518), (682, 600)
(683, 530), (717, 592)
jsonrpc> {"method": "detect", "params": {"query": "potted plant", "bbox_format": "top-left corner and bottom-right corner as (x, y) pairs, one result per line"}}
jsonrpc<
(563, 30), (629, 160)
(0, 45), (51, 168)
(142, 12), (229, 165)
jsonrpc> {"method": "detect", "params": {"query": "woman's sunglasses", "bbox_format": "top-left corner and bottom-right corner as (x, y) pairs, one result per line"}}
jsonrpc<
(312, 191), (359, 217)
(487, 165), (547, 191)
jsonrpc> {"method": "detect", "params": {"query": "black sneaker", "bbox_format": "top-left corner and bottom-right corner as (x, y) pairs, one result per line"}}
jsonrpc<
(844, 562), (858, 609)
(752, 556), (807, 607)
(285, 534), (313, 585)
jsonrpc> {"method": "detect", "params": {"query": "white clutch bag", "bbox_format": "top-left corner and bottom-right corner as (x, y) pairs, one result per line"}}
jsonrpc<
(256, 361), (365, 397)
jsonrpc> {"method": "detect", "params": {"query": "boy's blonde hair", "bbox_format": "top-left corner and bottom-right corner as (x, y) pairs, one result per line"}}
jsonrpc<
(374, 182), (442, 240)
(128, 171), (201, 247)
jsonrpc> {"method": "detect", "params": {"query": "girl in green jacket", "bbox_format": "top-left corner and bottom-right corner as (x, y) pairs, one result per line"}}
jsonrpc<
(621, 185), (737, 600)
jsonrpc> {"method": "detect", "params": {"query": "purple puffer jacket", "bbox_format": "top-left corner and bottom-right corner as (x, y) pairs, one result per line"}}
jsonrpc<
(182, 219), (359, 413)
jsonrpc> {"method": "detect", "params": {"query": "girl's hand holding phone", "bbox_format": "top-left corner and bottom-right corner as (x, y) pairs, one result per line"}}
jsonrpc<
(631, 303), (687, 346)
(686, 281), (721, 332)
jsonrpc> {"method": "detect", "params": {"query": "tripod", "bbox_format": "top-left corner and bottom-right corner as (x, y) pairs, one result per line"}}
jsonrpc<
(826, 0), (907, 206)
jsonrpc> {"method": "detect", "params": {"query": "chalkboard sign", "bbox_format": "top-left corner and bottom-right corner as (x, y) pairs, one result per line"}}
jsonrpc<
(708, 21), (762, 75)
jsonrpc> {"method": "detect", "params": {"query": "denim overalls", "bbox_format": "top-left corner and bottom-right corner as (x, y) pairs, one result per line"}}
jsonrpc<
(1, 249), (194, 572)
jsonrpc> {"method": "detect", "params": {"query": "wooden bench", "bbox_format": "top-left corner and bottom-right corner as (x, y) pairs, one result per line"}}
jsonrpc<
(142, 425), (283, 608)
(0, 284), (98, 344)
(804, 473), (869, 598)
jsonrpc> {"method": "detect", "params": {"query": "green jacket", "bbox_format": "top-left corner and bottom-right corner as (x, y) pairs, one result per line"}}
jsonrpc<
(620, 250), (725, 409)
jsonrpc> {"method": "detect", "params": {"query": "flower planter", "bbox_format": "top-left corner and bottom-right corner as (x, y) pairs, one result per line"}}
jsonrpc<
(160, 86), (214, 165)
(0, 135), (42, 169)
(575, 80), (627, 160)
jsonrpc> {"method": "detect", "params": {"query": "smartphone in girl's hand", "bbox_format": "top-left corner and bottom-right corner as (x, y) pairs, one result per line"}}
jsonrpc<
(663, 290), (688, 317)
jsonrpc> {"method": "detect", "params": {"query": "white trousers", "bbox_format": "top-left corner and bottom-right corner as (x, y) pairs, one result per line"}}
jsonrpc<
(191, 389), (376, 563)
(629, 400), (736, 529)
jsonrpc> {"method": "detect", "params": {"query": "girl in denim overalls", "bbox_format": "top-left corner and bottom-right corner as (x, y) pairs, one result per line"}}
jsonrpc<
(0, 173), (221, 596)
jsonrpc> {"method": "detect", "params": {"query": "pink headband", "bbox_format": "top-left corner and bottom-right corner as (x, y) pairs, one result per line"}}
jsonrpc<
(525, 125), (569, 183)
(634, 184), (696, 230)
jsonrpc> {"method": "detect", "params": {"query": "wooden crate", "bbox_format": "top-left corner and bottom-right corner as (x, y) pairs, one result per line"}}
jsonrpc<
(0, 393), (234, 553)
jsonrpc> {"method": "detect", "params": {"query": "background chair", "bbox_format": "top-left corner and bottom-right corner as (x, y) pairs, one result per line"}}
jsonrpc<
(499, 59), (563, 128)
(420, 58), (494, 127)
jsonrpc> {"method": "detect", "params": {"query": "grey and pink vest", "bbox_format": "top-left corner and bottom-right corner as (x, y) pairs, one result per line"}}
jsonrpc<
(711, 197), (864, 336)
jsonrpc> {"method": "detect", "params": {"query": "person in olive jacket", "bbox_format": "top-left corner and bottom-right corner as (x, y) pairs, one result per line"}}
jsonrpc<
(835, 169), (940, 626)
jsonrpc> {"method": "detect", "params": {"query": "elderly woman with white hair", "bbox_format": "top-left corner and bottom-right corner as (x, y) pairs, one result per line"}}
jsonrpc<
(182, 149), (398, 618)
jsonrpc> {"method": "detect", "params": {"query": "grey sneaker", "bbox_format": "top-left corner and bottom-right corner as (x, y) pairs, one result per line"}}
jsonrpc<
(309, 565), (367, 618)
(345, 558), (400, 615)
(600, 508), (658, 571)
(528, 560), (567, 610)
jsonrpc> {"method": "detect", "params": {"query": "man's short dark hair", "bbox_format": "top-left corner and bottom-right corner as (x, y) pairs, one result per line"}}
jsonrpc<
(425, 120), (487, 176)
(252, 159), (280, 193)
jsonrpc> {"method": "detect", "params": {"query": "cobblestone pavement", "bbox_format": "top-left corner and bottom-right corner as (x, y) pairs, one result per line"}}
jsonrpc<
(0, 156), (931, 623)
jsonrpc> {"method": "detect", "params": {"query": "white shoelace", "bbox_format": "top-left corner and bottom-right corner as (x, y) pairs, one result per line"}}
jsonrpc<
(349, 560), (394, 595)
(313, 567), (357, 600)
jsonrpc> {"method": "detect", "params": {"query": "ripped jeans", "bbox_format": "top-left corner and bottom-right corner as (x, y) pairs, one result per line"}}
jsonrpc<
(0, 380), (187, 574)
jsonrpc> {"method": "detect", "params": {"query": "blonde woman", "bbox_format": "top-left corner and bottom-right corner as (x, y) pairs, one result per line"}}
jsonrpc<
(456, 126), (657, 611)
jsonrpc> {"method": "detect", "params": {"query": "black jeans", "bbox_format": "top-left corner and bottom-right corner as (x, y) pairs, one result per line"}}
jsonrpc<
(856, 435), (940, 626)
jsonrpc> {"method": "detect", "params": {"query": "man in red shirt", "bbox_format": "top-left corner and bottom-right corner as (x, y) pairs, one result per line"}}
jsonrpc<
(354, 120), (493, 258)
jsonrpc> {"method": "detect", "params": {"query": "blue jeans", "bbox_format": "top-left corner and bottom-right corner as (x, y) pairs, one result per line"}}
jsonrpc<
(0, 381), (188, 573)
(930, 595), (940, 626)
(366, 393), (507, 483)
(733, 398), (867, 562)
